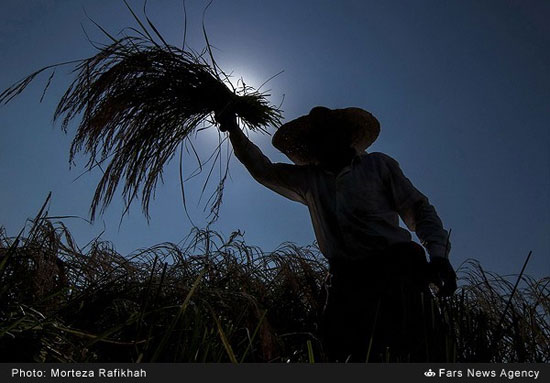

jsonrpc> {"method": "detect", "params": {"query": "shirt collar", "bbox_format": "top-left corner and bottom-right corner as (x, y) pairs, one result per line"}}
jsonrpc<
(320, 153), (363, 176)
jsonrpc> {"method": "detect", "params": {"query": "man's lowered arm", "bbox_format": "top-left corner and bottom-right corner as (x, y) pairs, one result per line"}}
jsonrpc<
(382, 153), (457, 296)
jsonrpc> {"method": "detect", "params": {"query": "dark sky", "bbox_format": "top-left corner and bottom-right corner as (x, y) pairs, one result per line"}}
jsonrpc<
(1, 0), (549, 278)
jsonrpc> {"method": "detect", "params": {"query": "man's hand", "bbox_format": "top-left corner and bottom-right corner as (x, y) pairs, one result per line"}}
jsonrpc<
(428, 257), (457, 297)
(215, 108), (238, 133)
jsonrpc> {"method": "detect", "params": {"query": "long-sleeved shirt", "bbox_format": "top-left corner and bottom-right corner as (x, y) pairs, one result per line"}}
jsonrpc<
(229, 128), (450, 261)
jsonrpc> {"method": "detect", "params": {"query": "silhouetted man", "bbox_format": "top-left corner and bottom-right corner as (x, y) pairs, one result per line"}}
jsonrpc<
(217, 106), (456, 362)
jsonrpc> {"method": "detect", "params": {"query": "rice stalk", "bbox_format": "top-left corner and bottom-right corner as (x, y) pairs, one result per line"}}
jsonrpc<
(1, 200), (548, 362)
(0, 4), (282, 223)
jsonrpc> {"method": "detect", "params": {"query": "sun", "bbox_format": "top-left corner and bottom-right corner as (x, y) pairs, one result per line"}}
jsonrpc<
(222, 62), (265, 94)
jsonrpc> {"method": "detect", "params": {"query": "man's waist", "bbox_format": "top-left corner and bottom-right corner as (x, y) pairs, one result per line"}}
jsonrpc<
(328, 241), (427, 277)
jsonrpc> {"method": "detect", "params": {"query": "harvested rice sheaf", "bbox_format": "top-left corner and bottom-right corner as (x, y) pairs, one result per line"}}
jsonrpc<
(0, 11), (282, 221)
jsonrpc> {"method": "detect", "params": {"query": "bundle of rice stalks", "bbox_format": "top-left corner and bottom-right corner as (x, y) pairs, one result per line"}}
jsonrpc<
(0, 2), (282, 222)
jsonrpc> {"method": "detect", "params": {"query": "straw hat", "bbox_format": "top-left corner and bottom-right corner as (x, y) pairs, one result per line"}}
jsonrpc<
(272, 106), (380, 165)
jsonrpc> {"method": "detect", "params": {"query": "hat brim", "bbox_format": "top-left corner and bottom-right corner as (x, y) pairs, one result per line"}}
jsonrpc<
(272, 107), (380, 165)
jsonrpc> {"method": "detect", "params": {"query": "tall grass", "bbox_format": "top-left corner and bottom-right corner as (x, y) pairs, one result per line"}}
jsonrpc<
(0, 200), (548, 362)
(444, 258), (549, 362)
(0, 197), (324, 362)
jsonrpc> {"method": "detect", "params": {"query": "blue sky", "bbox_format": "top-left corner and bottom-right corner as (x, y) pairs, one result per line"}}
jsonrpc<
(1, 0), (549, 278)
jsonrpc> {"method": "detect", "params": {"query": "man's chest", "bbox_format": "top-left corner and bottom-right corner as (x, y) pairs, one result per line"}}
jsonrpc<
(309, 167), (390, 213)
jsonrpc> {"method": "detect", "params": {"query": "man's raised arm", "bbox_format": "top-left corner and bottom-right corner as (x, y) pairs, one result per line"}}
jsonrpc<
(217, 112), (308, 204)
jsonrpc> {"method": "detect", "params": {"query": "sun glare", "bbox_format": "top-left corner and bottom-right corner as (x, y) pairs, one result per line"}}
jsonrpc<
(225, 65), (263, 94)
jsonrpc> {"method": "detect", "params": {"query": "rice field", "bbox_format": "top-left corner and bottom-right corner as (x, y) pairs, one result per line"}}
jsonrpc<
(1, 195), (548, 363)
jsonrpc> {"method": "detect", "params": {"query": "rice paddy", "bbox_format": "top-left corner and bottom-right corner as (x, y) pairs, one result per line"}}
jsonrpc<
(1, 195), (548, 363)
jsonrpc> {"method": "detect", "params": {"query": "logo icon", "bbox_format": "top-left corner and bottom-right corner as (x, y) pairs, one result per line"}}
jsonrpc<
(424, 369), (436, 378)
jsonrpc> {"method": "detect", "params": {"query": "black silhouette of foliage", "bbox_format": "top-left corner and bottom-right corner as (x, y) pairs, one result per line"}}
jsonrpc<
(0, 3), (282, 222)
(0, 197), (548, 362)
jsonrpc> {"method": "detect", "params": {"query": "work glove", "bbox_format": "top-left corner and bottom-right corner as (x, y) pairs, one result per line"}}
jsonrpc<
(428, 257), (457, 297)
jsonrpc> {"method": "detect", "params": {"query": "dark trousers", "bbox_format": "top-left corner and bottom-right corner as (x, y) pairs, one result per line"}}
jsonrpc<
(321, 242), (446, 362)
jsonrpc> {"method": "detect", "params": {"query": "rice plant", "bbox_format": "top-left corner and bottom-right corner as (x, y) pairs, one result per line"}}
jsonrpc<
(0, 195), (325, 362)
(0, 1), (282, 223)
(0, 196), (548, 362)
(444, 258), (549, 362)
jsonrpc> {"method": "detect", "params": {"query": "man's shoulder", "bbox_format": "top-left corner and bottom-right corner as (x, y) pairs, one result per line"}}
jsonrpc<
(365, 151), (391, 159)
(361, 152), (398, 165)
(356, 152), (403, 177)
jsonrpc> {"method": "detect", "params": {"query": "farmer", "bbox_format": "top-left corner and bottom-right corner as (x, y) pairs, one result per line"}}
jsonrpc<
(216, 106), (456, 362)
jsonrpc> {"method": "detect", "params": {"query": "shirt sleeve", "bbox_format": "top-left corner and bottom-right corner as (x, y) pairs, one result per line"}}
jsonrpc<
(380, 153), (451, 259)
(228, 127), (308, 204)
